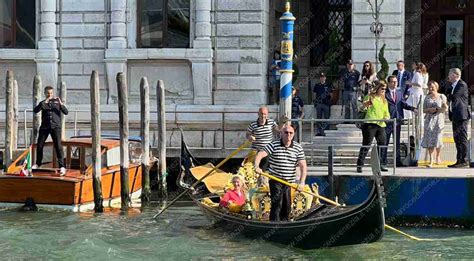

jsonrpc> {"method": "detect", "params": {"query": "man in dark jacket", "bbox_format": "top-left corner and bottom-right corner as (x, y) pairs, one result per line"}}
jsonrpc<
(33, 86), (69, 175)
(391, 60), (412, 98)
(446, 68), (471, 168)
(313, 72), (332, 136)
(381, 76), (417, 169)
(341, 60), (361, 119)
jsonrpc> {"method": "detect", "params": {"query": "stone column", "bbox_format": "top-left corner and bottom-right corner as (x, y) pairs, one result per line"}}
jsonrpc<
(105, 0), (128, 103)
(194, 0), (212, 48)
(109, 0), (127, 49)
(191, 0), (213, 104)
(36, 0), (59, 89)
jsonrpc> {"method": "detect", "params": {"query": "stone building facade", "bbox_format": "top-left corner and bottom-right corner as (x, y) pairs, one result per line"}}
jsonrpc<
(1, 0), (471, 150)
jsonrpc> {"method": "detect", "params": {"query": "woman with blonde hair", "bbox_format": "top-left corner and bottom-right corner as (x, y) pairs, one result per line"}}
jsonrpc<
(356, 81), (391, 172)
(219, 175), (246, 211)
(421, 81), (448, 167)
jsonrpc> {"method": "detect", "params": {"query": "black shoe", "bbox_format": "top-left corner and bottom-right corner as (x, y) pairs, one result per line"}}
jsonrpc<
(449, 162), (469, 168)
(380, 166), (388, 172)
(448, 162), (460, 168)
(356, 166), (362, 173)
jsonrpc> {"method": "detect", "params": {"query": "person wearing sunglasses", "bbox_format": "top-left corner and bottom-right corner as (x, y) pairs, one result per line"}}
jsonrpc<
(356, 82), (390, 173)
(254, 124), (307, 221)
(359, 61), (377, 96)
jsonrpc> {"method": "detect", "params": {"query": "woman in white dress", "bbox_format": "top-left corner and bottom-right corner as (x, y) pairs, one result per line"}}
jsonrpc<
(404, 62), (426, 120)
(419, 63), (429, 95)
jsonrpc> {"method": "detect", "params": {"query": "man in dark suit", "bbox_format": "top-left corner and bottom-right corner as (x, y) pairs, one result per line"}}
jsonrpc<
(446, 68), (471, 168)
(392, 60), (413, 98)
(381, 76), (417, 169)
(33, 86), (69, 175)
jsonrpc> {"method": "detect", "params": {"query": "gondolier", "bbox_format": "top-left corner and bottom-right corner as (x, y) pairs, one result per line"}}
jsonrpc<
(254, 124), (307, 221)
(33, 86), (69, 175)
(246, 106), (279, 151)
(246, 106), (279, 181)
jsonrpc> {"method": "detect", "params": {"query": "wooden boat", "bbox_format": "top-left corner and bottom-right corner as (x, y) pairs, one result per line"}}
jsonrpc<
(0, 136), (148, 211)
(178, 138), (386, 249)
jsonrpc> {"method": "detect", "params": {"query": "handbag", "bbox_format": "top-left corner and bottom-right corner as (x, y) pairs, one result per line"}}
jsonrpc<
(355, 110), (366, 129)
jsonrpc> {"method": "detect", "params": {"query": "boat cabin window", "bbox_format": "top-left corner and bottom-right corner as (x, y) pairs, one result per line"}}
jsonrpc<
(67, 146), (107, 171)
(130, 142), (142, 164)
(105, 142), (143, 167)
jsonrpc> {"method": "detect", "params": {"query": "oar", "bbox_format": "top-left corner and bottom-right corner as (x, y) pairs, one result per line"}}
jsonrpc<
(258, 171), (433, 241)
(153, 140), (251, 219)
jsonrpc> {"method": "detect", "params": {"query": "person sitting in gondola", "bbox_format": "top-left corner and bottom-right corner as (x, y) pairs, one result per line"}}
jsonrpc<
(254, 124), (308, 222)
(219, 175), (246, 212)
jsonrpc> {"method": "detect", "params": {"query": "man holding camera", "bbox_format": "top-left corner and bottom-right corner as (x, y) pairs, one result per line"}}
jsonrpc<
(33, 86), (69, 175)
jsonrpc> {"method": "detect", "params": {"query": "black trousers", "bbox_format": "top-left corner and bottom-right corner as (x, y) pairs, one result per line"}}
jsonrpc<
(36, 128), (65, 168)
(452, 120), (469, 164)
(381, 120), (401, 166)
(269, 179), (291, 221)
(357, 124), (386, 167)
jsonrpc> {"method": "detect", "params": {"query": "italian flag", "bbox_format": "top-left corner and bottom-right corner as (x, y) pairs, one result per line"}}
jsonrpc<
(20, 147), (32, 176)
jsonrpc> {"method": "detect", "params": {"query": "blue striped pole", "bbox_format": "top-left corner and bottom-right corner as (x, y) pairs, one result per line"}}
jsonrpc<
(279, 1), (295, 122)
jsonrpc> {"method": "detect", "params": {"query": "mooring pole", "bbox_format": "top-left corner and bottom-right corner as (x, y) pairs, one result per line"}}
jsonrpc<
(60, 81), (67, 141)
(117, 72), (131, 209)
(328, 145), (335, 200)
(32, 75), (42, 162)
(279, 1), (296, 123)
(140, 77), (151, 205)
(90, 71), (104, 212)
(12, 80), (18, 150)
(4, 71), (14, 171)
(156, 80), (168, 199)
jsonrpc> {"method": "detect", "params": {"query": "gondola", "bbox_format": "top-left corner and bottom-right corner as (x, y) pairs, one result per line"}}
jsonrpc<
(178, 137), (386, 249)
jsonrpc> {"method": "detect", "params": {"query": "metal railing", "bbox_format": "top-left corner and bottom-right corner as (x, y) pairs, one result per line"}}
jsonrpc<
(0, 108), (277, 150)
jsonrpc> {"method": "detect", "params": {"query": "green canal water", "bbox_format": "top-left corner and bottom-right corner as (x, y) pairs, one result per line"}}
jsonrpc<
(1, 204), (473, 260)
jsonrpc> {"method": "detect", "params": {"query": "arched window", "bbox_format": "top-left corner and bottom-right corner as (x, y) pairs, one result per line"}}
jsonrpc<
(0, 0), (36, 48)
(137, 0), (190, 48)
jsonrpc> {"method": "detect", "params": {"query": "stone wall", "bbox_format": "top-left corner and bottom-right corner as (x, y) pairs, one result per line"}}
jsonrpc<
(352, 0), (405, 75)
(59, 0), (108, 103)
(213, 0), (268, 105)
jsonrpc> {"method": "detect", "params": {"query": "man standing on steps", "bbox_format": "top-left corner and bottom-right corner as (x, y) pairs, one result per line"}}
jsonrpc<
(341, 59), (360, 119)
(446, 68), (470, 168)
(33, 86), (69, 175)
(391, 60), (412, 99)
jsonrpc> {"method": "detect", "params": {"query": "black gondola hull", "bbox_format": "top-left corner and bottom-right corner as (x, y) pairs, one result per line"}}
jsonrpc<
(191, 185), (384, 249)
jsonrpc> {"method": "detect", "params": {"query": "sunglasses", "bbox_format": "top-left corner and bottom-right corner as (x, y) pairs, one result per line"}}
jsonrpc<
(380, 88), (387, 91)
(284, 131), (294, 135)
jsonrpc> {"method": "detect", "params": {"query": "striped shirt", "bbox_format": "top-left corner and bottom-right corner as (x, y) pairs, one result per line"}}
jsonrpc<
(263, 140), (305, 183)
(247, 118), (277, 150)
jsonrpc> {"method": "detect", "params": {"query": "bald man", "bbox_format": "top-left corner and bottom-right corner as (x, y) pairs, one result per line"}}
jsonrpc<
(446, 68), (471, 168)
